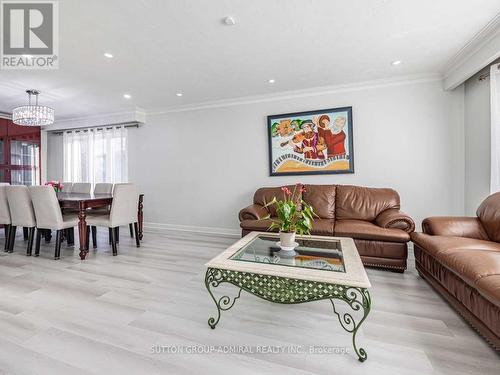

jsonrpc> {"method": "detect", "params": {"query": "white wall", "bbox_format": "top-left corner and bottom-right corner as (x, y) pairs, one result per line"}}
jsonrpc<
(124, 78), (465, 233)
(46, 78), (466, 233)
(464, 69), (493, 214)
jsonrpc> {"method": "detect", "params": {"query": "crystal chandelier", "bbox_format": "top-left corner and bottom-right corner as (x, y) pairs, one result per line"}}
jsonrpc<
(12, 89), (55, 126)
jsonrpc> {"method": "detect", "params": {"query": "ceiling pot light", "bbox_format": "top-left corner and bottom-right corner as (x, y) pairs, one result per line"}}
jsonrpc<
(268, 79), (276, 84)
(104, 52), (113, 58)
(12, 89), (54, 126)
(223, 16), (236, 25)
(391, 60), (402, 66)
(123, 94), (131, 99)
(176, 93), (183, 97)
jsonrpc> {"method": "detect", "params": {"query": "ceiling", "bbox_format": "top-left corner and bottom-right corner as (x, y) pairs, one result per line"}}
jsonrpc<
(0, 0), (499, 119)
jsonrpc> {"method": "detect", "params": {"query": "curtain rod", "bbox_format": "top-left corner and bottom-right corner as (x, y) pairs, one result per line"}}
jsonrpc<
(478, 62), (500, 81)
(50, 122), (140, 135)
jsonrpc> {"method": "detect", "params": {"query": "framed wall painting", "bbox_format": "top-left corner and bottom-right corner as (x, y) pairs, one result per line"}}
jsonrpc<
(267, 106), (354, 176)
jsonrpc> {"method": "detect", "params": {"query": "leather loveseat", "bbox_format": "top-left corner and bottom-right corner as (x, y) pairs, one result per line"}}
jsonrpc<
(239, 184), (415, 272)
(411, 192), (500, 350)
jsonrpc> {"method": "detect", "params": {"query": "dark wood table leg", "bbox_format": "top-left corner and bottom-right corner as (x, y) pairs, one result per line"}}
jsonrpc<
(78, 203), (88, 260)
(138, 195), (144, 240)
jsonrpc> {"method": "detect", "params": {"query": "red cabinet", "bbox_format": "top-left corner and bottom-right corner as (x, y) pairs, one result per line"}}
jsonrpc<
(0, 118), (41, 185)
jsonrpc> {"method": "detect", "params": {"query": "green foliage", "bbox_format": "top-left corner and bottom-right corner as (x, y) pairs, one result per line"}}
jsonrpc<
(263, 185), (318, 235)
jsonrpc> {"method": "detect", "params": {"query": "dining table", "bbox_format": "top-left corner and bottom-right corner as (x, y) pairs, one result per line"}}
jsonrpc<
(57, 192), (144, 260)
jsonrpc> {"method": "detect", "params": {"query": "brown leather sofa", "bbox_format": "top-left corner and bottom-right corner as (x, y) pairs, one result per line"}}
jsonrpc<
(239, 184), (415, 272)
(411, 192), (500, 350)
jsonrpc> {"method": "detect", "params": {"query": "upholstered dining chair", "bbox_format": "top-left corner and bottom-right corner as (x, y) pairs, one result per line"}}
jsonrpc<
(29, 186), (79, 259)
(90, 183), (114, 244)
(94, 183), (113, 195)
(0, 183), (11, 251)
(86, 183), (140, 255)
(61, 182), (73, 193)
(71, 183), (91, 194)
(6, 185), (37, 255)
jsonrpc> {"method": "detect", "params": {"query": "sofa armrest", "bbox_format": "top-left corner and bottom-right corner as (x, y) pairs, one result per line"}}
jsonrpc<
(238, 204), (269, 221)
(375, 209), (415, 233)
(421, 217), (489, 240)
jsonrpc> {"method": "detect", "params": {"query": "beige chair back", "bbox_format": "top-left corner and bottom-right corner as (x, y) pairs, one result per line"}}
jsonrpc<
(94, 183), (113, 195)
(110, 184), (139, 227)
(6, 185), (36, 227)
(61, 182), (73, 193)
(29, 186), (64, 229)
(72, 183), (91, 194)
(0, 183), (11, 225)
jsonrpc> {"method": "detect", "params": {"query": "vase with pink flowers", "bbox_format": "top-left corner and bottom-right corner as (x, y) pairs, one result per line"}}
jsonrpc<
(264, 183), (317, 253)
(45, 181), (64, 193)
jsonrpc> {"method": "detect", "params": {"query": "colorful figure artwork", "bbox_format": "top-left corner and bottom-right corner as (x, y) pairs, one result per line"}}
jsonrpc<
(268, 107), (354, 176)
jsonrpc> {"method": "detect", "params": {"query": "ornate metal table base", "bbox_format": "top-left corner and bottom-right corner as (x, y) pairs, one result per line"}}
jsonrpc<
(205, 267), (371, 362)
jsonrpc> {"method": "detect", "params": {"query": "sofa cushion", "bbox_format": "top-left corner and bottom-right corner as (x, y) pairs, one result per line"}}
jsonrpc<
(410, 233), (500, 259)
(253, 186), (301, 217)
(240, 218), (334, 236)
(413, 233), (500, 302)
(302, 185), (336, 219)
(240, 219), (274, 232)
(311, 219), (335, 236)
(335, 185), (400, 221)
(437, 249), (500, 286)
(477, 191), (500, 243)
(415, 247), (500, 343)
(334, 219), (409, 243)
(475, 275), (500, 308)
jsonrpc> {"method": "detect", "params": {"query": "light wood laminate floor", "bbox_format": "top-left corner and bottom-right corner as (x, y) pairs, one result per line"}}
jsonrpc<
(0, 229), (498, 375)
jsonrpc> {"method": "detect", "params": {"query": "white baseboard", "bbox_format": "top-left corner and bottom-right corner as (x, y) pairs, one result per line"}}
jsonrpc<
(144, 222), (240, 238)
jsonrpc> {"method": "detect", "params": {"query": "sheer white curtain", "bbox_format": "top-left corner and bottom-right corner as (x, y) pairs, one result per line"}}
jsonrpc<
(63, 126), (128, 185)
(491, 63), (500, 193)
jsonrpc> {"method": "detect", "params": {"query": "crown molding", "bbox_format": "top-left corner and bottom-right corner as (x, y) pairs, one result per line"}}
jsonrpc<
(5, 74), (443, 123)
(443, 12), (500, 90)
(147, 73), (442, 116)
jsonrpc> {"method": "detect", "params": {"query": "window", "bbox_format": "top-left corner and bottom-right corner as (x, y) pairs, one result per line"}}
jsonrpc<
(63, 126), (128, 184)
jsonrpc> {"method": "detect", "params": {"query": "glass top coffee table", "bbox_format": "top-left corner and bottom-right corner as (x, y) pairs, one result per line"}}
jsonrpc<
(205, 232), (372, 362)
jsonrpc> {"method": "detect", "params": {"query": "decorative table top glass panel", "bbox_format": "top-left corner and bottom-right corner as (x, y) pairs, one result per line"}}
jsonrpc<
(230, 235), (345, 273)
(206, 232), (370, 288)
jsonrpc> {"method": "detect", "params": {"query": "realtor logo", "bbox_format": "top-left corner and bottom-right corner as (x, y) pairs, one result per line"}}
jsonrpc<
(1, 0), (59, 69)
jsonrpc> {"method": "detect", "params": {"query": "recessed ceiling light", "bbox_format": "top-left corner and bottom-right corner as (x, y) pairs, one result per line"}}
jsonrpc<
(123, 94), (131, 99)
(104, 52), (114, 58)
(268, 79), (276, 84)
(223, 16), (236, 25)
(391, 60), (402, 66)
(176, 93), (183, 97)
